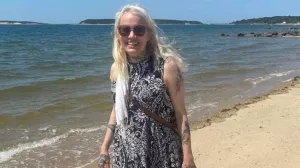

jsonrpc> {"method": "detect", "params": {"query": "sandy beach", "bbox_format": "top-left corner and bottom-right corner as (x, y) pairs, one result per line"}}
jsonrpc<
(85, 77), (300, 168)
(192, 77), (300, 168)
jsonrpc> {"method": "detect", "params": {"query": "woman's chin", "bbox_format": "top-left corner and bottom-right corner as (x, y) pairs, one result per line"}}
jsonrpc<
(126, 50), (140, 57)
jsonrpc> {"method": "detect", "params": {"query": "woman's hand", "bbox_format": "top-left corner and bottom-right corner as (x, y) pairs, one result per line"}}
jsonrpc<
(98, 152), (110, 168)
(98, 106), (116, 168)
(182, 154), (197, 168)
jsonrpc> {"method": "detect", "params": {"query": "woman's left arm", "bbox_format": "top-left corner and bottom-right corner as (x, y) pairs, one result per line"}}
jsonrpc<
(163, 58), (196, 168)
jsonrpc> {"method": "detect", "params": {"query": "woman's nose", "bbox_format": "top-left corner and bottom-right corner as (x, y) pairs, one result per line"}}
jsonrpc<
(128, 30), (136, 38)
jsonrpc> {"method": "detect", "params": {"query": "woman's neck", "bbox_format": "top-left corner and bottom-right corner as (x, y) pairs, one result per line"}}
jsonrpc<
(127, 52), (147, 63)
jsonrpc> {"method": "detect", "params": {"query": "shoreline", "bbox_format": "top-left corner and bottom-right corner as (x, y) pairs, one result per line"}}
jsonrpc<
(84, 77), (300, 168)
(190, 76), (300, 130)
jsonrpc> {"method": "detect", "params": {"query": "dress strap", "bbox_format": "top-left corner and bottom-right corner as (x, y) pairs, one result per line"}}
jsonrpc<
(130, 93), (179, 135)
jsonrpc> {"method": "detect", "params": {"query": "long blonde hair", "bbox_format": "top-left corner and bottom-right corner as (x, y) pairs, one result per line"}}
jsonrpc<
(111, 4), (187, 81)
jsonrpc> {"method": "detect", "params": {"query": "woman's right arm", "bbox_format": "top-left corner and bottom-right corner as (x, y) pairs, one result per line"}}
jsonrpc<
(100, 63), (117, 153)
(100, 107), (116, 153)
(99, 63), (117, 167)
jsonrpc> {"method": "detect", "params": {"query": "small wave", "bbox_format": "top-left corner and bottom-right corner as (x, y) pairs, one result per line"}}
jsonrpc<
(245, 70), (297, 85)
(2, 40), (27, 46)
(282, 78), (293, 83)
(52, 75), (107, 85)
(28, 60), (101, 71)
(245, 76), (272, 85)
(269, 70), (295, 77)
(0, 126), (104, 163)
(38, 125), (52, 131)
(278, 44), (300, 51)
(29, 63), (64, 70)
(0, 103), (74, 125)
(214, 62), (235, 67)
(192, 68), (260, 79)
(64, 77), (76, 80)
(187, 101), (218, 116)
(0, 92), (112, 126)
(181, 45), (202, 51)
(0, 71), (26, 78)
(228, 42), (274, 52)
(0, 75), (108, 99)
(0, 85), (42, 95)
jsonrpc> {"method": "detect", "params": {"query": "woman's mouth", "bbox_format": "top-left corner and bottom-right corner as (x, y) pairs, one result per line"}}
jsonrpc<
(127, 42), (139, 48)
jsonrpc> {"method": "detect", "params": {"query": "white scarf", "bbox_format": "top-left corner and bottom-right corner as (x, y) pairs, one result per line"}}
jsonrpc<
(115, 75), (128, 136)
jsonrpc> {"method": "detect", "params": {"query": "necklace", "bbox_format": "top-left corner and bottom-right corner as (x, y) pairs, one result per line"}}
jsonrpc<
(127, 51), (146, 63)
(134, 54), (145, 62)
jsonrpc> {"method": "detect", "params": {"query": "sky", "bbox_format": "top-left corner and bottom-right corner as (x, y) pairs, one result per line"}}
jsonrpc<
(0, 0), (299, 24)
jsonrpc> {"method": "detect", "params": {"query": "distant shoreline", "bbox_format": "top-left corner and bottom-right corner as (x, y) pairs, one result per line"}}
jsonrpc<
(0, 21), (45, 25)
(230, 23), (300, 26)
(231, 16), (300, 25)
(79, 19), (203, 25)
(1, 21), (300, 26)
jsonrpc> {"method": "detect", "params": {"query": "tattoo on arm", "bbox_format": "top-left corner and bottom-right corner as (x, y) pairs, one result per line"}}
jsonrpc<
(182, 121), (191, 145)
(107, 124), (116, 133)
(175, 67), (183, 94)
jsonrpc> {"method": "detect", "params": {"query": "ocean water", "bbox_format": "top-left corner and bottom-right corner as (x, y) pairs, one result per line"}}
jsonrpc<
(0, 24), (300, 167)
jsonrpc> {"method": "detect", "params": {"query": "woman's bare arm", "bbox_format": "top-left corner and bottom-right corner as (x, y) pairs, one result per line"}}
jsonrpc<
(100, 64), (117, 153)
(163, 58), (196, 167)
(100, 107), (116, 152)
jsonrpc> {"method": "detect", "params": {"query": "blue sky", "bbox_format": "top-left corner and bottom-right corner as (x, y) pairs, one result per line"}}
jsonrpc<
(0, 0), (299, 24)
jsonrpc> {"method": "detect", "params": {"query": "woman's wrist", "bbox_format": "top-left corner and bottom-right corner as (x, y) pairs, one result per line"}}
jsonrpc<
(183, 149), (194, 160)
(100, 144), (109, 152)
(183, 154), (194, 160)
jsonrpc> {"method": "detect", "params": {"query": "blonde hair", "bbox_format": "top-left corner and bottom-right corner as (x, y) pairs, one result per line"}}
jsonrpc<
(111, 4), (187, 81)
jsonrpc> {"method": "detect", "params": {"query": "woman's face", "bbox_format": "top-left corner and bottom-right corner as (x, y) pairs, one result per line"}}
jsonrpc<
(118, 12), (149, 58)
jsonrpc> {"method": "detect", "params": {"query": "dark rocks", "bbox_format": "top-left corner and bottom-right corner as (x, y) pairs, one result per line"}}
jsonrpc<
(220, 30), (300, 38)
(220, 33), (230, 36)
(221, 33), (229, 36)
(237, 33), (245, 37)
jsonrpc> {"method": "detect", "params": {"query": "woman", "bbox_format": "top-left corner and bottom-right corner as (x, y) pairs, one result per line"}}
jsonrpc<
(99, 4), (196, 168)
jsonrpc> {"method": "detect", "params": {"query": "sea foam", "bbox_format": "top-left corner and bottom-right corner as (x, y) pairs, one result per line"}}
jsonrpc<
(245, 70), (298, 85)
(0, 126), (104, 163)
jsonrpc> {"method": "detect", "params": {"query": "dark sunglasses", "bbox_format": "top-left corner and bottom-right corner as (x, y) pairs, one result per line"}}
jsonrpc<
(118, 25), (147, 37)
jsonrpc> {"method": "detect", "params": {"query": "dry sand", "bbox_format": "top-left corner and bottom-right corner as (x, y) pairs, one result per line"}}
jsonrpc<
(86, 77), (300, 168)
(192, 77), (300, 168)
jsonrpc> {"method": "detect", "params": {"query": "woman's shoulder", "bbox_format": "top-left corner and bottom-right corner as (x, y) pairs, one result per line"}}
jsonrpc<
(163, 57), (180, 72)
(162, 57), (182, 86)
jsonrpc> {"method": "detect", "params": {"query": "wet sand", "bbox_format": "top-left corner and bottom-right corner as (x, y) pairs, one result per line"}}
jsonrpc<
(85, 77), (300, 168)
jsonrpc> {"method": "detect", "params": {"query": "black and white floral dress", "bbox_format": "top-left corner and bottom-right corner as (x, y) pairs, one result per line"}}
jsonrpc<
(111, 56), (183, 168)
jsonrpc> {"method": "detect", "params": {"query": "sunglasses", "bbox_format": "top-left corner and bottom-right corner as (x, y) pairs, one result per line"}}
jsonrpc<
(118, 25), (147, 37)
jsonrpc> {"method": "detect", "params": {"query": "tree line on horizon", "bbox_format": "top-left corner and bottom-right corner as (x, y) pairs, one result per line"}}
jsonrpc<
(3, 16), (300, 25)
(79, 19), (203, 25)
(0, 20), (45, 24)
(231, 16), (300, 24)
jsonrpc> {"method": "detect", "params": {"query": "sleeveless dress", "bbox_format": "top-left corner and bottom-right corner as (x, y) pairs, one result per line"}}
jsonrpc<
(111, 56), (183, 168)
